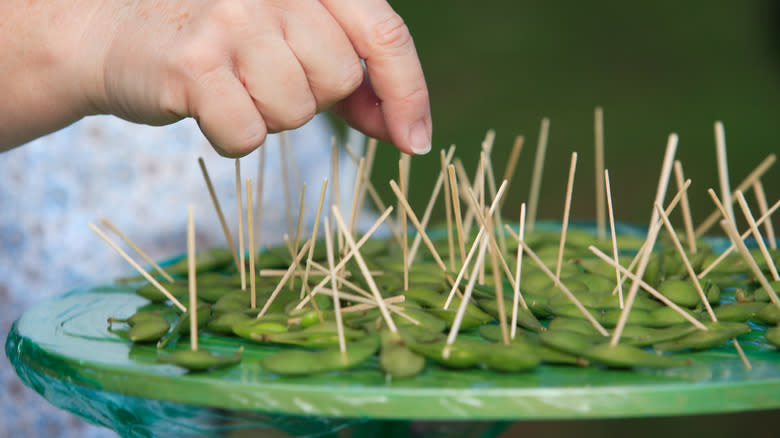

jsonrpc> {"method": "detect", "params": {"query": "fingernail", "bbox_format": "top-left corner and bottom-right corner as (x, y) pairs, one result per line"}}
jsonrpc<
(409, 119), (431, 155)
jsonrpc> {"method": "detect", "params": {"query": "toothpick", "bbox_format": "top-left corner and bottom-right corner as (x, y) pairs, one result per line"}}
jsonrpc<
(247, 179), (257, 308)
(399, 159), (409, 291)
(235, 159), (246, 291)
(292, 183), (306, 291)
(709, 190), (780, 307)
(588, 246), (709, 331)
(100, 218), (174, 283)
(520, 240), (608, 336)
(187, 206), (198, 351)
(604, 170), (623, 308)
(735, 191), (780, 281)
(444, 233), (490, 358)
(478, 152), (487, 285)
(488, 214), (510, 345)
(594, 107), (606, 240)
(695, 154), (776, 236)
(279, 133), (295, 239)
(256, 240), (312, 318)
(699, 198), (780, 279)
(323, 217), (347, 358)
(354, 138), (378, 226)
(655, 202), (717, 321)
(510, 203), (529, 339)
(197, 157), (240, 271)
(715, 121), (737, 224)
(481, 137), (508, 259)
(753, 180), (777, 250)
(674, 160), (697, 253)
(347, 158), (365, 237)
(556, 152), (578, 280)
(332, 207), (398, 333)
(293, 206), (394, 310)
(254, 146), (266, 251)
(89, 223), (186, 312)
(441, 149), (456, 272)
(299, 179), (329, 318)
(501, 135), (525, 202)
(527, 117), (550, 232)
(407, 145), (456, 265)
(330, 137), (343, 253)
(448, 165), (467, 271)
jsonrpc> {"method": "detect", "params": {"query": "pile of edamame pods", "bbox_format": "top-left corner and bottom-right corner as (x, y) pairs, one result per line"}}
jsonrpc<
(108, 227), (780, 377)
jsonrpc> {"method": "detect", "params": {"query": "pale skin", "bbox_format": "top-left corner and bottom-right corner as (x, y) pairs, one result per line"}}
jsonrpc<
(0, 0), (432, 156)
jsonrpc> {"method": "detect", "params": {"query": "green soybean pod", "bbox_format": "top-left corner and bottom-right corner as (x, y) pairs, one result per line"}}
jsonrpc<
(622, 325), (698, 347)
(765, 326), (780, 347)
(713, 302), (768, 322)
(157, 305), (212, 349)
(206, 311), (254, 334)
(379, 344), (426, 378)
(757, 303), (780, 324)
(128, 316), (171, 343)
(539, 329), (602, 356)
(261, 334), (380, 376)
(477, 298), (545, 332)
(158, 349), (241, 372)
(135, 282), (189, 303)
(482, 343), (540, 373)
(406, 339), (482, 369)
(653, 321), (751, 352)
(108, 310), (163, 327)
(585, 343), (689, 369)
(657, 280), (700, 308)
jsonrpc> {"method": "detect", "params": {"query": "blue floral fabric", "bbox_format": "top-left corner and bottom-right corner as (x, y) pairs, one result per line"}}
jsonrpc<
(1, 115), (362, 438)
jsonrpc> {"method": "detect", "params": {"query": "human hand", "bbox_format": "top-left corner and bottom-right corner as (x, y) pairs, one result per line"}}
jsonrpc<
(84, 0), (431, 157)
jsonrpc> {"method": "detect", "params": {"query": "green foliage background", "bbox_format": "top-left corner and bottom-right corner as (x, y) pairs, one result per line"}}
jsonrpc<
(369, 0), (779, 229)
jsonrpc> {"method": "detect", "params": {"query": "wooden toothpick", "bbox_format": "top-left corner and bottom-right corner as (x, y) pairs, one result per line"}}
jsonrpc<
(256, 240), (312, 318)
(254, 146), (266, 251)
(714, 121), (737, 224)
(330, 137), (343, 253)
(298, 179), (329, 320)
(753, 180), (777, 250)
(198, 157), (240, 272)
(556, 152), (578, 280)
(594, 107), (606, 240)
(527, 117), (550, 232)
(441, 150), (456, 272)
(280, 133), (295, 239)
(488, 214), (510, 346)
(673, 160), (697, 253)
(510, 203), (529, 340)
(291, 183), (306, 291)
(235, 159), (246, 291)
(187, 205), (198, 351)
(323, 216), (347, 358)
(100, 218), (174, 283)
(735, 191), (780, 281)
(399, 159), (409, 291)
(501, 135), (525, 203)
(448, 165), (468, 272)
(89, 223), (186, 312)
(247, 179), (258, 308)
(604, 170), (623, 308)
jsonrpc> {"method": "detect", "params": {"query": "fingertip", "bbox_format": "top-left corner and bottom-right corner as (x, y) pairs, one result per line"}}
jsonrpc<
(407, 117), (432, 155)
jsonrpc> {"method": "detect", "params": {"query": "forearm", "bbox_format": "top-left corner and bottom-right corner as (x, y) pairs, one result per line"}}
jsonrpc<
(0, 1), (104, 151)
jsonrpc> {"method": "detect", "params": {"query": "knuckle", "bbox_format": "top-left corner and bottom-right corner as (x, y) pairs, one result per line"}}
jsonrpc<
(370, 14), (412, 54)
(331, 61), (364, 100)
(395, 83), (429, 108)
(268, 98), (317, 131)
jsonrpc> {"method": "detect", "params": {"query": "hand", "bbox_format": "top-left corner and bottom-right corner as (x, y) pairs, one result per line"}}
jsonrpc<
(87, 0), (431, 156)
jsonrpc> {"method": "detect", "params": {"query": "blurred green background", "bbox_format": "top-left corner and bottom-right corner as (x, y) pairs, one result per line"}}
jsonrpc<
(368, 0), (779, 230)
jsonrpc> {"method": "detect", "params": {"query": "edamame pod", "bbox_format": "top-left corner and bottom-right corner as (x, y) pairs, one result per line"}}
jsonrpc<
(128, 315), (170, 343)
(158, 349), (241, 372)
(585, 343), (689, 369)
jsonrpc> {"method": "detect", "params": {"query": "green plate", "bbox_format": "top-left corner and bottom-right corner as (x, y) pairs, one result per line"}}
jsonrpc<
(7, 283), (780, 422)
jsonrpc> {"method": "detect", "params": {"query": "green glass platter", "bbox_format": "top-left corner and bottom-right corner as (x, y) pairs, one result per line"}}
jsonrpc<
(6, 222), (780, 437)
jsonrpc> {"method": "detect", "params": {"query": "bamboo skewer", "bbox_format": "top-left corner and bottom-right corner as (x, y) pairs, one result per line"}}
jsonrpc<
(594, 107), (606, 240)
(256, 240), (312, 318)
(527, 117), (550, 232)
(695, 154), (776, 237)
(330, 137), (343, 253)
(510, 203), (528, 340)
(604, 170), (624, 308)
(187, 206), (198, 351)
(753, 180), (777, 250)
(698, 198), (780, 279)
(247, 180), (258, 309)
(674, 160), (697, 253)
(333, 208), (398, 333)
(735, 191), (780, 281)
(198, 158), (240, 272)
(407, 145), (457, 265)
(100, 218), (174, 283)
(588, 246), (709, 331)
(280, 134), (295, 239)
(556, 152), (578, 280)
(323, 216), (347, 358)
(89, 223), (186, 312)
(235, 159), (246, 291)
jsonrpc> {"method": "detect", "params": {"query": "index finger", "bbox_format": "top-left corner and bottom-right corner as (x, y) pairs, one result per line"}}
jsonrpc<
(320, 0), (432, 155)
